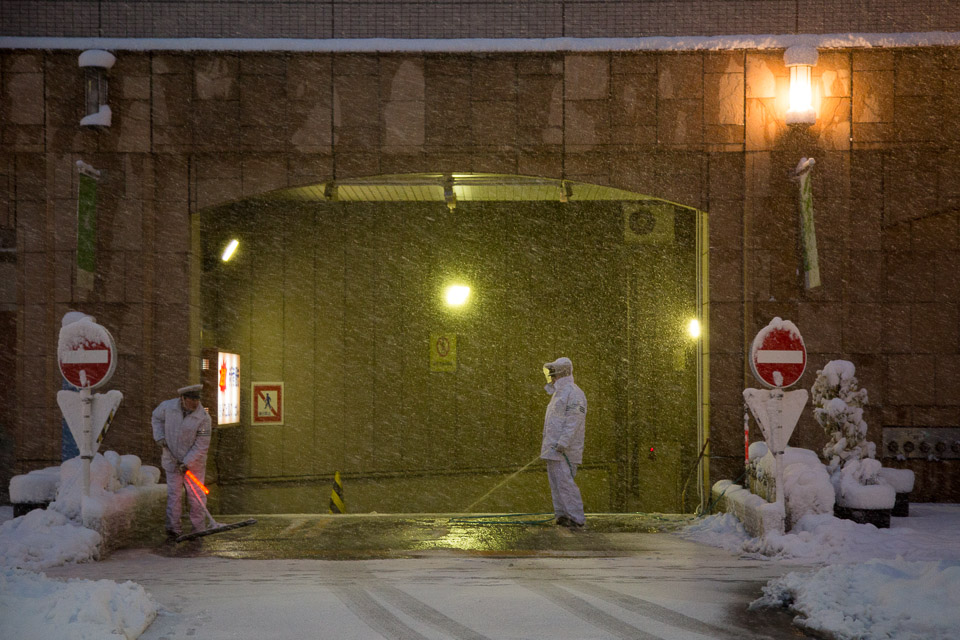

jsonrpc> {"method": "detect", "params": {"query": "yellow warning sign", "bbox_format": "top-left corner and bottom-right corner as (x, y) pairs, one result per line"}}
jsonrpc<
(430, 333), (457, 372)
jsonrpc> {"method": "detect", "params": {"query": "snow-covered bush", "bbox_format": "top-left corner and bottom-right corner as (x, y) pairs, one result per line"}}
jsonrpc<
(811, 360), (874, 474)
(811, 361), (895, 512)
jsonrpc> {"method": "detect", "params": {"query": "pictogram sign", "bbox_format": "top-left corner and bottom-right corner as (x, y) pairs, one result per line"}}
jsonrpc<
(252, 382), (284, 425)
(430, 333), (457, 372)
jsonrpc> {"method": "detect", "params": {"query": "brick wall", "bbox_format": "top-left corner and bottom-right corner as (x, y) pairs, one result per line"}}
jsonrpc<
(2, 1), (959, 39)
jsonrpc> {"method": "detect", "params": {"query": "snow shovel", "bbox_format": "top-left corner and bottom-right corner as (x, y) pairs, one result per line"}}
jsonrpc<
(175, 468), (257, 543)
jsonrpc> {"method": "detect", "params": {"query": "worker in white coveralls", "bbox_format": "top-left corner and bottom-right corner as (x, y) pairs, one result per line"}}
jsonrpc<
(540, 357), (588, 529)
(152, 384), (211, 539)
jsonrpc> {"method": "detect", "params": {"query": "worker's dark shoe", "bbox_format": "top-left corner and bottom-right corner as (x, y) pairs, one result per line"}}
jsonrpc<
(165, 529), (181, 541)
(555, 516), (572, 527)
(559, 518), (585, 530)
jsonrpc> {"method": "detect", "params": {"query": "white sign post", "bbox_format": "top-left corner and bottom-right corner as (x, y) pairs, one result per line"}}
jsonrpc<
(744, 318), (809, 508)
(57, 318), (121, 501)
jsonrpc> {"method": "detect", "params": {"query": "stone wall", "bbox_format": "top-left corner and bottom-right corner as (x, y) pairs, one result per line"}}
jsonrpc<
(3, 45), (960, 504)
(3, 1), (959, 39)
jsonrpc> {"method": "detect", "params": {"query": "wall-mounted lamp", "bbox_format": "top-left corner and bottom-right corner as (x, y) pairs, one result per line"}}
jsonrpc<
(221, 239), (239, 262)
(687, 318), (701, 339)
(443, 176), (457, 212)
(445, 284), (470, 307)
(784, 45), (818, 126)
(78, 49), (116, 128)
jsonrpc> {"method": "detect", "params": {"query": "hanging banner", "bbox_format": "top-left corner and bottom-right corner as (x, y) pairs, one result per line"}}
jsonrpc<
(76, 161), (100, 295)
(795, 157), (820, 289)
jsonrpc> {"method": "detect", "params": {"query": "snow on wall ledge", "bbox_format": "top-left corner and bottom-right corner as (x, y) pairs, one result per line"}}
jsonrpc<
(1, 32), (960, 53)
(711, 480), (785, 538)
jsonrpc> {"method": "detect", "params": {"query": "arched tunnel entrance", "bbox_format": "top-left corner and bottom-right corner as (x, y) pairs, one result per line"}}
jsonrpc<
(197, 174), (708, 515)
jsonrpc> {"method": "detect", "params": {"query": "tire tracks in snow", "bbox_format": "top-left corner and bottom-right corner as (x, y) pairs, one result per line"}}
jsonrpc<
(337, 568), (492, 640)
(563, 579), (745, 640)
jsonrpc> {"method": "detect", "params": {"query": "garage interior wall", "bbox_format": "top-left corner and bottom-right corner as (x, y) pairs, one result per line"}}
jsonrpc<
(199, 197), (702, 514)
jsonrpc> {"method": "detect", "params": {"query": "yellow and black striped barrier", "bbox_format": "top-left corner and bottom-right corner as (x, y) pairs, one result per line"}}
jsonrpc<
(329, 471), (345, 514)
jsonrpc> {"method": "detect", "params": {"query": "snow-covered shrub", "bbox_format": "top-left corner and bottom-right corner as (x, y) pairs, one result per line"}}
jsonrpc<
(811, 363), (896, 512)
(811, 360), (874, 474)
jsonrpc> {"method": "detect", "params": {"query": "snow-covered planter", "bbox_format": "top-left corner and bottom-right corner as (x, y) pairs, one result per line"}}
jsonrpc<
(811, 360), (896, 527)
(10, 450), (167, 552)
(748, 446), (834, 531)
(711, 479), (785, 537)
(9, 465), (60, 516)
(878, 466), (916, 517)
(52, 452), (166, 551)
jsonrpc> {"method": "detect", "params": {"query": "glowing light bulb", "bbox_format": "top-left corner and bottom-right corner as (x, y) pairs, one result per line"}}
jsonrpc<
(445, 284), (470, 306)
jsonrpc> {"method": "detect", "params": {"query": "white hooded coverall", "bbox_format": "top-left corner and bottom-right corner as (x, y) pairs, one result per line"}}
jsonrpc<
(152, 398), (212, 534)
(540, 373), (587, 525)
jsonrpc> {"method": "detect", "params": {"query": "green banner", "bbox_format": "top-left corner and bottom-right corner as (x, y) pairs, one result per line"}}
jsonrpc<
(77, 172), (97, 293)
(797, 163), (820, 289)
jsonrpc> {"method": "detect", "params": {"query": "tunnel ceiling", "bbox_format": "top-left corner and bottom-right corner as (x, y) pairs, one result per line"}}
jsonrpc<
(259, 173), (693, 207)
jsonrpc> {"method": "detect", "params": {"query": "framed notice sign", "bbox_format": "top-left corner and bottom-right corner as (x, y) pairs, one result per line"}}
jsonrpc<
(252, 382), (284, 425)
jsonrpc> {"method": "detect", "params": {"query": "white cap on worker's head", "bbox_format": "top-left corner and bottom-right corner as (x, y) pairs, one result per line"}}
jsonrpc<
(544, 357), (573, 378)
(178, 383), (202, 399)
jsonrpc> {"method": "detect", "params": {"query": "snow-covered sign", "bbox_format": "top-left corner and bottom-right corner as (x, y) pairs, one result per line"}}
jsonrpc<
(743, 388), (808, 454)
(57, 318), (116, 389)
(57, 389), (123, 456)
(750, 317), (806, 388)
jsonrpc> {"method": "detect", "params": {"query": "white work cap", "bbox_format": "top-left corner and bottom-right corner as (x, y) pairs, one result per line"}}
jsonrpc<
(178, 384), (202, 398)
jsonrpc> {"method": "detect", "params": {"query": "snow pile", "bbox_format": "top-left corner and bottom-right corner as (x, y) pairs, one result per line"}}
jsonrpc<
(0, 569), (157, 640)
(683, 505), (960, 639)
(752, 557), (960, 640)
(1, 454), (162, 639)
(0, 507), (101, 571)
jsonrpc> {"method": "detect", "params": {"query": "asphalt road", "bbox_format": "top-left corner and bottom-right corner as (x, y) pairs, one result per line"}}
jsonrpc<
(46, 513), (814, 639)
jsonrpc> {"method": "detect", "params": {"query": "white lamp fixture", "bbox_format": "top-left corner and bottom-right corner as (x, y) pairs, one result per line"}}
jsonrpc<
(78, 49), (116, 128)
(221, 239), (239, 262)
(784, 45), (818, 126)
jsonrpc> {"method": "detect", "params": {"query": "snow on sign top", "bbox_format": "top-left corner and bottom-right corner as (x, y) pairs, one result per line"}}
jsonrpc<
(750, 317), (806, 388)
(58, 318), (117, 389)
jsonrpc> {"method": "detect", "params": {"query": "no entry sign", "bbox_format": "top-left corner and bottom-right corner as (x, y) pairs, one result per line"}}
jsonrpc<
(58, 319), (116, 389)
(750, 318), (806, 388)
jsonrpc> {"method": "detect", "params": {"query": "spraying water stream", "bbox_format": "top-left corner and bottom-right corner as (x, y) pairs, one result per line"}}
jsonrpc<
(463, 454), (543, 512)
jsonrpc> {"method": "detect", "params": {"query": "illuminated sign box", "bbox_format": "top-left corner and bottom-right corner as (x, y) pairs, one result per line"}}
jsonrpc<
(216, 352), (240, 426)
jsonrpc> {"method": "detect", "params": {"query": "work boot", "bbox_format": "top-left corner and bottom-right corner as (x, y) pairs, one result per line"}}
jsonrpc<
(555, 516), (571, 527)
(165, 528), (181, 541)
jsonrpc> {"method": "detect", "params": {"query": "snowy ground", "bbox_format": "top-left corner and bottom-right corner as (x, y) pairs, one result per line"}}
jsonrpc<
(680, 504), (960, 640)
(3, 499), (960, 639)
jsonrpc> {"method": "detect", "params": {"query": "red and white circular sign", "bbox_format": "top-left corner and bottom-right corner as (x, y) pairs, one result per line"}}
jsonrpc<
(750, 318), (806, 388)
(58, 320), (117, 389)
